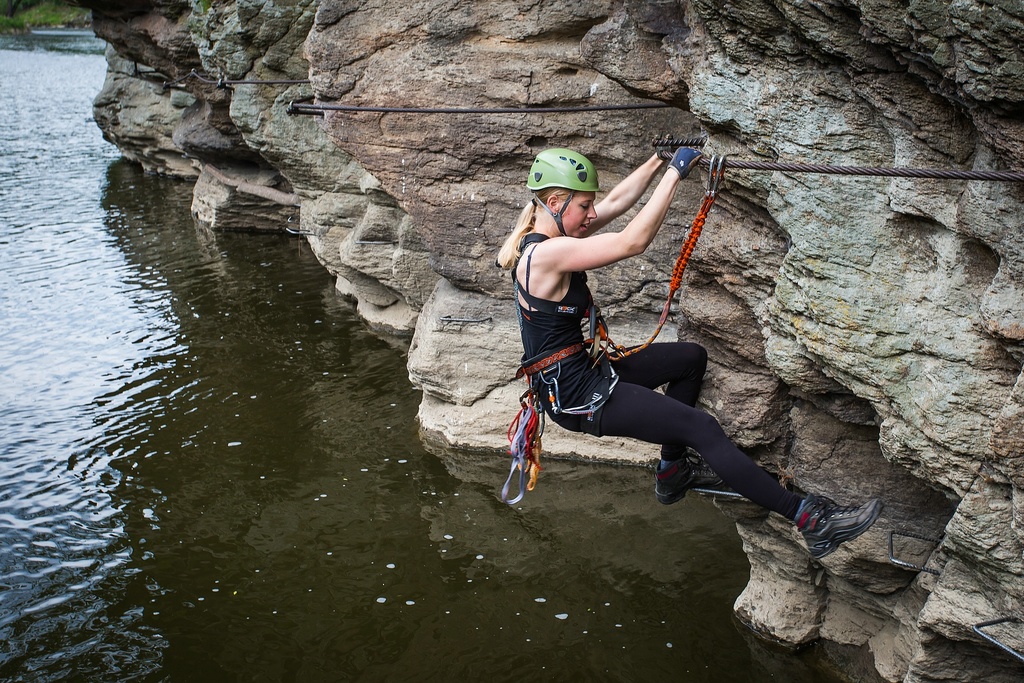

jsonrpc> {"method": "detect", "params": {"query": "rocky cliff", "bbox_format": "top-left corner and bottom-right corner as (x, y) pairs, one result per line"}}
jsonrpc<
(84, 1), (1024, 680)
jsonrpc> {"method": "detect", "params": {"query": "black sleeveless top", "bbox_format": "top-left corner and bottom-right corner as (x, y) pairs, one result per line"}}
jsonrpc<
(514, 233), (607, 412)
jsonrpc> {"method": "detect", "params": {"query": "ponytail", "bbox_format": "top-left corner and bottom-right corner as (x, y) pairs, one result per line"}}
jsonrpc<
(497, 201), (538, 269)
(496, 188), (570, 269)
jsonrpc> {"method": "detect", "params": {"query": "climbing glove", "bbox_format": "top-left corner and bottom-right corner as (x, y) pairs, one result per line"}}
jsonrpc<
(668, 147), (703, 179)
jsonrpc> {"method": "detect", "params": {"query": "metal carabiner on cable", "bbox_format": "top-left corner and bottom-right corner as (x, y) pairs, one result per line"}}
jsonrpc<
(706, 155), (726, 197)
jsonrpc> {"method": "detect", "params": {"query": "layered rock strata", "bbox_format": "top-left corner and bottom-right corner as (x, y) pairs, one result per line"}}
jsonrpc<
(85, 1), (1024, 680)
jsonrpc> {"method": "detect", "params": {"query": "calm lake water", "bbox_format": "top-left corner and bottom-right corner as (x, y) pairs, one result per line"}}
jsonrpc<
(0, 29), (846, 683)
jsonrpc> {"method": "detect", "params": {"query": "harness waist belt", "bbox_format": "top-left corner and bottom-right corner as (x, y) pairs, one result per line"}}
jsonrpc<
(515, 343), (584, 379)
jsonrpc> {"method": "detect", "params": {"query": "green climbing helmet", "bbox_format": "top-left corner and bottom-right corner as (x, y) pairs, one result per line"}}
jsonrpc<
(526, 148), (600, 192)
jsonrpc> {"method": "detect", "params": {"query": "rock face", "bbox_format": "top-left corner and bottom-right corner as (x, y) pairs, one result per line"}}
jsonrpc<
(85, 1), (1024, 680)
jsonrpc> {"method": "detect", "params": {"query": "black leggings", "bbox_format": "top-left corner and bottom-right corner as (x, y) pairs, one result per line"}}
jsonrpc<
(550, 342), (802, 519)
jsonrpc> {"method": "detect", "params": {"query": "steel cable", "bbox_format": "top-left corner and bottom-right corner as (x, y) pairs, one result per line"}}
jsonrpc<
(699, 157), (1024, 182)
(651, 138), (1024, 182)
(160, 69), (309, 89)
(287, 101), (671, 115)
(130, 77), (1024, 182)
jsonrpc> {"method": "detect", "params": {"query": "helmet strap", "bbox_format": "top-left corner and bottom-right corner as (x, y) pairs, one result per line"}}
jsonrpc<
(534, 191), (574, 237)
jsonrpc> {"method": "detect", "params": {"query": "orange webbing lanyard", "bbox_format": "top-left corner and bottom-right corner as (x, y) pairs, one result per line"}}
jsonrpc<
(595, 156), (727, 362)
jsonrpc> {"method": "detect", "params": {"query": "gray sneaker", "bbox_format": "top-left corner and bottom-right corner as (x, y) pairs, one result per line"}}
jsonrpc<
(797, 494), (883, 559)
(655, 454), (724, 505)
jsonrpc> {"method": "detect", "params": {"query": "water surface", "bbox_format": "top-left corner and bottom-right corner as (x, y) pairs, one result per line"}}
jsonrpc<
(0, 29), (844, 682)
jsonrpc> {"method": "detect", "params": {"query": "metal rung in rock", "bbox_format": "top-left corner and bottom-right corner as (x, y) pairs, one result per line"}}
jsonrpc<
(973, 617), (1024, 664)
(691, 487), (744, 498)
(439, 315), (491, 324)
(888, 529), (942, 575)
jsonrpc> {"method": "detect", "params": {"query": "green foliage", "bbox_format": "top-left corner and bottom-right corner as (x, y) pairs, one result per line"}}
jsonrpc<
(5, 1), (89, 28)
(0, 15), (27, 31)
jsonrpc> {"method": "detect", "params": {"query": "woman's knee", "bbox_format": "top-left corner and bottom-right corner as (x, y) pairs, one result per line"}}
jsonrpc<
(683, 342), (708, 375)
(661, 341), (706, 378)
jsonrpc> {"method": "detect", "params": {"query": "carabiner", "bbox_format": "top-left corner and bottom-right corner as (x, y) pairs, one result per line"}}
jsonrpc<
(706, 155), (727, 198)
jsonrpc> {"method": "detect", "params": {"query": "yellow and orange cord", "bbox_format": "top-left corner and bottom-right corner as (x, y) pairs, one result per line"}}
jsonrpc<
(591, 161), (723, 362)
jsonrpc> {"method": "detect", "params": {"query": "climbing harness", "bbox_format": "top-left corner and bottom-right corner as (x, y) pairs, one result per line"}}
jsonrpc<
(515, 343), (584, 380)
(502, 342), (615, 505)
(534, 353), (618, 420)
(502, 332), (616, 505)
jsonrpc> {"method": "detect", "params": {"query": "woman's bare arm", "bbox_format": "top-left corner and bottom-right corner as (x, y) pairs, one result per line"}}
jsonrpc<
(582, 154), (666, 236)
(529, 169), (683, 283)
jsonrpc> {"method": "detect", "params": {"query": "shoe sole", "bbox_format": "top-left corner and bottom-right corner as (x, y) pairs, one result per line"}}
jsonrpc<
(656, 489), (687, 505)
(808, 499), (883, 560)
(656, 478), (727, 505)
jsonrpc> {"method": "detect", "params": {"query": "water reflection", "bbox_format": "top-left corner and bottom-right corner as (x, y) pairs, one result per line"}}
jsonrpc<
(0, 32), (159, 678)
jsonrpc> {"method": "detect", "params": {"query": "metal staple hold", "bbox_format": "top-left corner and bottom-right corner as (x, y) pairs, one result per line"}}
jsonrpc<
(973, 617), (1024, 664)
(439, 315), (492, 324)
(887, 529), (942, 575)
(691, 487), (744, 498)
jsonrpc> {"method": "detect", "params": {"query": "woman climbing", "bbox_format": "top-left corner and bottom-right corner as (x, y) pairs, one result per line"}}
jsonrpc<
(496, 146), (882, 559)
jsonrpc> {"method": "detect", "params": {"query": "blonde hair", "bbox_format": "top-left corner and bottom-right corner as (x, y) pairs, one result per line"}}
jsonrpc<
(496, 188), (570, 269)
